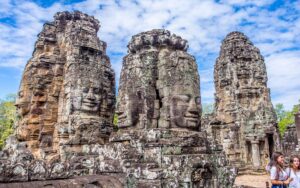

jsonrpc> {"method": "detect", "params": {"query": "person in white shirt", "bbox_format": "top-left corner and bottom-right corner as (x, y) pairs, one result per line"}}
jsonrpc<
(269, 152), (293, 188)
(286, 155), (300, 188)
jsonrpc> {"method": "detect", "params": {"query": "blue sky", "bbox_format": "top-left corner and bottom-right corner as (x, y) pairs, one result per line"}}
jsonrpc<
(0, 0), (299, 110)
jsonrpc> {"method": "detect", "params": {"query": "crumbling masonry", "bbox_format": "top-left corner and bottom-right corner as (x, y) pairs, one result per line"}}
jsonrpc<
(0, 11), (283, 187)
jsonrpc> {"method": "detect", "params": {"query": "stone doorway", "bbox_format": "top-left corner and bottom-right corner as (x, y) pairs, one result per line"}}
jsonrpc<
(246, 141), (252, 164)
(267, 134), (274, 159)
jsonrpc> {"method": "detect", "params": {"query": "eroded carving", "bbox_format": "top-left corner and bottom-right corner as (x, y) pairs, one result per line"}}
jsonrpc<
(117, 29), (201, 130)
(208, 31), (281, 171)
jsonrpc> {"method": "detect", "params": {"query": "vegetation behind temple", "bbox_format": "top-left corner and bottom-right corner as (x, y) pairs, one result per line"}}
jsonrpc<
(0, 94), (17, 149)
(275, 102), (299, 136)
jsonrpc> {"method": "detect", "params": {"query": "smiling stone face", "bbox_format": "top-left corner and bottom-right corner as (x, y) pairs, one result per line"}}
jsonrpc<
(116, 93), (139, 128)
(72, 84), (101, 113)
(167, 54), (201, 130)
(81, 87), (101, 112)
(170, 93), (201, 129)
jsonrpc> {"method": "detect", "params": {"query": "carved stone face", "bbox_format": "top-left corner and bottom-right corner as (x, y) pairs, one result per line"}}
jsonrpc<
(170, 93), (201, 129)
(71, 84), (101, 114)
(168, 54), (201, 130)
(15, 88), (31, 117)
(81, 86), (101, 113)
(116, 93), (139, 128)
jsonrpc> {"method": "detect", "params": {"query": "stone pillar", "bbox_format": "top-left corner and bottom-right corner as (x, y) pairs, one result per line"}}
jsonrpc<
(295, 110), (300, 143)
(295, 110), (300, 151)
(251, 141), (261, 167)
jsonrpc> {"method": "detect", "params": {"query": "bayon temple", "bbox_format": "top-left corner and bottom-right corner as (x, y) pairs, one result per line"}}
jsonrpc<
(0, 11), (298, 188)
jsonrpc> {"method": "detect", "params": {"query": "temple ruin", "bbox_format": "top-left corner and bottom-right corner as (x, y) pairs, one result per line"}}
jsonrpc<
(282, 124), (297, 154)
(282, 107), (300, 154)
(205, 31), (281, 171)
(113, 29), (235, 187)
(0, 11), (237, 187)
(117, 29), (200, 130)
(0, 7), (293, 187)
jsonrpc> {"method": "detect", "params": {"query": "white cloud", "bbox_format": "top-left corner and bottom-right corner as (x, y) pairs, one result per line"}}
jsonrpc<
(266, 50), (300, 109)
(221, 0), (275, 6)
(0, 0), (13, 17)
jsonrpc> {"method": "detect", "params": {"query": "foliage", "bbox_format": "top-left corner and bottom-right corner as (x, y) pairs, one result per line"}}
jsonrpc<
(274, 103), (285, 121)
(113, 113), (118, 127)
(0, 94), (17, 149)
(275, 102), (299, 137)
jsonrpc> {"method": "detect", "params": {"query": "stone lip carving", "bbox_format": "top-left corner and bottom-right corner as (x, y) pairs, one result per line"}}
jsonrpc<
(207, 31), (281, 171)
(117, 29), (201, 131)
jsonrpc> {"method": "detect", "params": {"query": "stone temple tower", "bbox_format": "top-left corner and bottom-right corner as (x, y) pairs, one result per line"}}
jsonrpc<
(211, 31), (280, 170)
(13, 11), (116, 161)
(117, 29), (201, 130)
(114, 29), (235, 187)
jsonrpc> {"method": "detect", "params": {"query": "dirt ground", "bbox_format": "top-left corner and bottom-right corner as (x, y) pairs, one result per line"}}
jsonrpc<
(234, 174), (270, 188)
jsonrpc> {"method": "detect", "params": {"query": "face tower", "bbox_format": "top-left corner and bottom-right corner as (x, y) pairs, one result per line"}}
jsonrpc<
(212, 31), (280, 169)
(14, 11), (116, 161)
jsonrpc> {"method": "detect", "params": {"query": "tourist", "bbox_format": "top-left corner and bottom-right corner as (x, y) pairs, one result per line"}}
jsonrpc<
(285, 155), (300, 188)
(269, 152), (292, 188)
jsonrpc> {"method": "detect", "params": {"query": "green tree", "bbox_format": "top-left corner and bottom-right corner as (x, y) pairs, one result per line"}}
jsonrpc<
(113, 113), (118, 127)
(0, 94), (17, 149)
(275, 102), (299, 137)
(274, 103), (285, 121)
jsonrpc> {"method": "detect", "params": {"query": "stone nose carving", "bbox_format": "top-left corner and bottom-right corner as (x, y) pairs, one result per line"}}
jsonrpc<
(85, 88), (96, 100)
(15, 101), (30, 117)
(185, 97), (201, 117)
